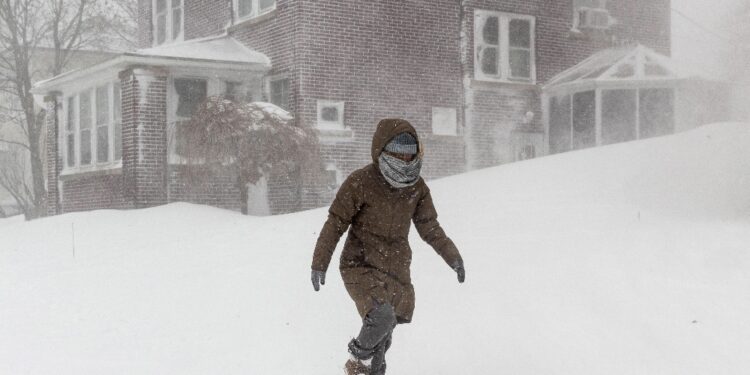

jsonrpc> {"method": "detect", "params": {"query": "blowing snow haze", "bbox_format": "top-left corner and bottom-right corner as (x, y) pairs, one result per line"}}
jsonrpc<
(0, 1), (749, 374)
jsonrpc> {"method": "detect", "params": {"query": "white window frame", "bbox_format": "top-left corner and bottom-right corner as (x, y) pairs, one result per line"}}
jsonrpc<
(474, 10), (536, 83)
(266, 74), (289, 110)
(572, 0), (610, 31)
(234, 0), (276, 22)
(316, 100), (346, 131)
(167, 75), (233, 163)
(152, 0), (184, 46)
(431, 107), (458, 136)
(62, 82), (123, 174)
(324, 163), (343, 191)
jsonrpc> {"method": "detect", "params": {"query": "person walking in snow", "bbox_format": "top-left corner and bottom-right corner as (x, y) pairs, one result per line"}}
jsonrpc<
(311, 118), (465, 375)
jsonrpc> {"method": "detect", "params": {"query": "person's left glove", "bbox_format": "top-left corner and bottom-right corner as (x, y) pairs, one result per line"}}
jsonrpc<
(311, 270), (326, 291)
(451, 260), (465, 283)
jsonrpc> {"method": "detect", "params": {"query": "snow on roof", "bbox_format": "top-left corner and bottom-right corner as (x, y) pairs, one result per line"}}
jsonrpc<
(134, 35), (270, 66)
(544, 44), (711, 94)
(33, 35), (270, 94)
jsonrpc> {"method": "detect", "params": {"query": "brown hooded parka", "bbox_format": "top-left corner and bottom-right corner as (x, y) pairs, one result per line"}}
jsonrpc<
(312, 119), (463, 323)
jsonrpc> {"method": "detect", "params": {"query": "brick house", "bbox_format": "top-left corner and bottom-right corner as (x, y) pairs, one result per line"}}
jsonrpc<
(36, 0), (705, 216)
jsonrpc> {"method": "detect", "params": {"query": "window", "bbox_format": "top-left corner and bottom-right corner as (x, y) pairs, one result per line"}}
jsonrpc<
(63, 83), (123, 172)
(602, 89), (637, 145)
(549, 95), (572, 155)
(324, 163), (342, 191)
(114, 83), (122, 161)
(235, 0), (276, 21)
(174, 78), (207, 118)
(316, 100), (345, 130)
(573, 0), (610, 31)
(66, 97), (76, 167)
(79, 91), (92, 165)
(572, 91), (596, 150)
(153, 0), (183, 46)
(269, 78), (289, 110)
(475, 10), (535, 82)
(431, 107), (458, 136)
(96, 86), (110, 163)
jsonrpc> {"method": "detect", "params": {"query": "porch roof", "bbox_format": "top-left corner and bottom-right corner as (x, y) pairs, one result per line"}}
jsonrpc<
(543, 44), (701, 96)
(33, 35), (271, 94)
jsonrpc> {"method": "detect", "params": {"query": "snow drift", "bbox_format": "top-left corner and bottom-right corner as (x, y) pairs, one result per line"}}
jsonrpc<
(1, 122), (748, 374)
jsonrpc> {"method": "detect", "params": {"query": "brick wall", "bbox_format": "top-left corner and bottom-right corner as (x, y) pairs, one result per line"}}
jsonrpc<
(44, 94), (61, 215)
(60, 174), (131, 213)
(295, 0), (466, 193)
(124, 0), (671, 214)
(120, 67), (168, 209)
(462, 0), (671, 168)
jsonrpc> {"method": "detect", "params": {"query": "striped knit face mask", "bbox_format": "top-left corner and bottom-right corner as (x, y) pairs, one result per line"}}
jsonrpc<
(378, 152), (422, 188)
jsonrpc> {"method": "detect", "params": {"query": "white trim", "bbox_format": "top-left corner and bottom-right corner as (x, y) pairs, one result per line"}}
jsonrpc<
(152, 0), (184, 47)
(474, 10), (536, 84)
(316, 100), (346, 131)
(33, 52), (270, 94)
(431, 107), (458, 136)
(62, 82), (123, 175)
(234, 0), (276, 23)
(265, 74), (290, 110)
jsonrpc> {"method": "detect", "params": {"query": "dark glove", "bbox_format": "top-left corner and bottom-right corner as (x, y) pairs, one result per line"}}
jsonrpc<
(311, 270), (326, 291)
(451, 261), (465, 283)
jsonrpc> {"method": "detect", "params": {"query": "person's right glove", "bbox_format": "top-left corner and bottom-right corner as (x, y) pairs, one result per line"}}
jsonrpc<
(451, 261), (465, 283)
(311, 270), (326, 291)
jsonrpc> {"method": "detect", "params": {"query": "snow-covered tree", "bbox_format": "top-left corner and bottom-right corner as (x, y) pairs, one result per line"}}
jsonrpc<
(183, 96), (321, 215)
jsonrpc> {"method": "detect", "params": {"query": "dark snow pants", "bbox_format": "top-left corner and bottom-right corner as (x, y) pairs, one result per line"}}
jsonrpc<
(348, 303), (397, 375)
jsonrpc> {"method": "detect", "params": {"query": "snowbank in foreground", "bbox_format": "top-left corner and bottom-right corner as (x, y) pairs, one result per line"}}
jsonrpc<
(0, 123), (748, 374)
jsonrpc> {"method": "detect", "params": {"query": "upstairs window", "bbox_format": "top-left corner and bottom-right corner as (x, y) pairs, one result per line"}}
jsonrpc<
(573, 0), (610, 31)
(153, 0), (184, 46)
(235, 0), (276, 21)
(475, 10), (536, 83)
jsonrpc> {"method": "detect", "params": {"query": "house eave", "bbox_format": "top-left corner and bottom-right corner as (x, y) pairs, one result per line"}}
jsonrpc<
(33, 53), (271, 95)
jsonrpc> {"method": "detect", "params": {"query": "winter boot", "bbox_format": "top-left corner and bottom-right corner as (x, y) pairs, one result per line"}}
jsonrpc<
(345, 355), (371, 375)
(370, 332), (392, 375)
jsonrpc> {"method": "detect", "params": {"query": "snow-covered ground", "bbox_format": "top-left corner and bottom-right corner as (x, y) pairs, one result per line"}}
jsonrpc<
(1, 122), (749, 374)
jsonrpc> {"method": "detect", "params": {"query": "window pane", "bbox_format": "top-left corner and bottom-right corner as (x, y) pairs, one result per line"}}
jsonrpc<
(172, 8), (182, 40)
(271, 79), (289, 110)
(549, 95), (571, 154)
(97, 125), (109, 162)
(67, 134), (75, 167)
(238, 0), (253, 17)
(481, 47), (498, 75)
(639, 88), (674, 139)
(156, 14), (167, 44)
(80, 130), (92, 165)
(482, 16), (499, 45)
(156, 0), (167, 12)
(113, 83), (121, 120)
(321, 106), (339, 122)
(96, 86), (109, 125)
(79, 92), (91, 130)
(114, 121), (122, 161)
(572, 91), (596, 150)
(509, 49), (530, 78)
(602, 89), (636, 145)
(259, 0), (275, 11)
(67, 97), (75, 131)
(172, 0), (182, 8)
(174, 78), (207, 118)
(509, 19), (530, 48)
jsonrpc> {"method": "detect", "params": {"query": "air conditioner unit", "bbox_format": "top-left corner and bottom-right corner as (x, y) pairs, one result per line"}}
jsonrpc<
(578, 8), (610, 30)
